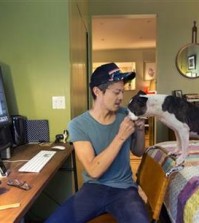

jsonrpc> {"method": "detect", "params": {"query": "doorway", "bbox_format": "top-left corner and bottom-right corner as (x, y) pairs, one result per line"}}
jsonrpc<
(91, 14), (157, 146)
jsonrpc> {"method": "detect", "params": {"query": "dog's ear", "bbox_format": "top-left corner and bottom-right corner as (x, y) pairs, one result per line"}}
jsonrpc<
(137, 94), (148, 105)
(128, 90), (148, 117)
(135, 90), (148, 104)
(128, 91), (148, 107)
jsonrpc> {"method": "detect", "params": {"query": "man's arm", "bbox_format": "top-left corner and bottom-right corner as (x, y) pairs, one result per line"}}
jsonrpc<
(73, 117), (135, 179)
(130, 119), (146, 157)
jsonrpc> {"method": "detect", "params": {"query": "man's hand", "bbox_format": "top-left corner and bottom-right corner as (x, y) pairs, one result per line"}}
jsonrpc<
(134, 118), (145, 130)
(117, 117), (135, 141)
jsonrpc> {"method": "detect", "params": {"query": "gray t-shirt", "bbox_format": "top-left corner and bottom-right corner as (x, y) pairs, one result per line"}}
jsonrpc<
(68, 107), (136, 189)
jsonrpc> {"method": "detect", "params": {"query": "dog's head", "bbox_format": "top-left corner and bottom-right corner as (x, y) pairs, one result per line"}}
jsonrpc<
(127, 90), (148, 120)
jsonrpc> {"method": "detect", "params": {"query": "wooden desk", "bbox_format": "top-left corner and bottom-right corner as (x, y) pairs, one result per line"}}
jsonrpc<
(0, 143), (73, 223)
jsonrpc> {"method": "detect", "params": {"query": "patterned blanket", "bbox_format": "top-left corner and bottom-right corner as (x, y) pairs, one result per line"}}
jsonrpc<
(147, 141), (199, 223)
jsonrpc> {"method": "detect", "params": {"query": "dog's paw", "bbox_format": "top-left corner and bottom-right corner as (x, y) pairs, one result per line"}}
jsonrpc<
(168, 149), (181, 156)
(175, 154), (187, 166)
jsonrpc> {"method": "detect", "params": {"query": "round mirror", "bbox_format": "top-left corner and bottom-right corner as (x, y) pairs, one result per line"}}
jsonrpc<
(176, 43), (199, 78)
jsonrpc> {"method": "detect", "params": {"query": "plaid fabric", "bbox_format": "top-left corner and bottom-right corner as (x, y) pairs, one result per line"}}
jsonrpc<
(150, 141), (199, 223)
(146, 146), (183, 176)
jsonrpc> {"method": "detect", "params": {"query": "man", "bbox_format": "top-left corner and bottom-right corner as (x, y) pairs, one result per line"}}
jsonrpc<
(45, 63), (149, 223)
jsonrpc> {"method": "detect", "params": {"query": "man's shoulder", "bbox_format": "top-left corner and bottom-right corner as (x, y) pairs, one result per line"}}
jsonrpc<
(69, 111), (90, 126)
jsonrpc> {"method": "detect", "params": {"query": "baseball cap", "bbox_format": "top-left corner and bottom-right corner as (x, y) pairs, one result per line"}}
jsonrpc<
(89, 63), (136, 89)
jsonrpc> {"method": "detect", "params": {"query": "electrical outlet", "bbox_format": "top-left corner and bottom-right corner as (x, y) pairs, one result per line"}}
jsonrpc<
(52, 96), (65, 109)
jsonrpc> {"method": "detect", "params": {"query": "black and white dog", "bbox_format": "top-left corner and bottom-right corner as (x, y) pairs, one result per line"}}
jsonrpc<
(128, 90), (199, 165)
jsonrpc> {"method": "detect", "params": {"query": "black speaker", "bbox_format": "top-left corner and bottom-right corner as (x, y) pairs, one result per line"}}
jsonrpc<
(11, 115), (27, 147)
(25, 119), (49, 143)
(0, 126), (12, 159)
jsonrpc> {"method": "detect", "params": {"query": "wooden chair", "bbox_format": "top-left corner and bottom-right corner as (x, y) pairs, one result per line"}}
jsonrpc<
(87, 213), (117, 223)
(136, 147), (173, 223)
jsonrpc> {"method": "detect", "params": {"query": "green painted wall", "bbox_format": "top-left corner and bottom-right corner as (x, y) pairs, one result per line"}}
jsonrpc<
(0, 0), (89, 220)
(0, 1), (71, 141)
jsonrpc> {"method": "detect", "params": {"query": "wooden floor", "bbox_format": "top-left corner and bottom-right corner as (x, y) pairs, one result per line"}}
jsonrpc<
(130, 129), (150, 180)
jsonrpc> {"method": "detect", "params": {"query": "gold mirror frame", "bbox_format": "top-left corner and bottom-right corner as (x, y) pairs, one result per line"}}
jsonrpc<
(176, 21), (199, 79)
(176, 43), (199, 78)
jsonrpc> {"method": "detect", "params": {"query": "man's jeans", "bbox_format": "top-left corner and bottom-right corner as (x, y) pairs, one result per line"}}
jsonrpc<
(45, 183), (149, 223)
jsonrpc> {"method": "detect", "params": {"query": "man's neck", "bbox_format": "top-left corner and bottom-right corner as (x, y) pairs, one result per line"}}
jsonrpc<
(89, 107), (116, 125)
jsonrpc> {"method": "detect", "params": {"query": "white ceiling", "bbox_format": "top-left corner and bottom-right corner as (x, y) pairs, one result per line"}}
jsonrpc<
(92, 15), (157, 50)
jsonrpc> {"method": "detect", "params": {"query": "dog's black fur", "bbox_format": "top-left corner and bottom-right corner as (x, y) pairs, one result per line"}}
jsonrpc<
(127, 90), (199, 164)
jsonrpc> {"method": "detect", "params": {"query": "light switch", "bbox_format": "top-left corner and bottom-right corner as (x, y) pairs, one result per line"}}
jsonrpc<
(52, 96), (65, 109)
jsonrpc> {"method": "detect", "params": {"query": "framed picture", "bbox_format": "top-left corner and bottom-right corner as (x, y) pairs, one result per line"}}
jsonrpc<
(116, 62), (136, 91)
(144, 62), (156, 80)
(173, 90), (183, 98)
(124, 79), (136, 91)
(188, 55), (196, 70)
